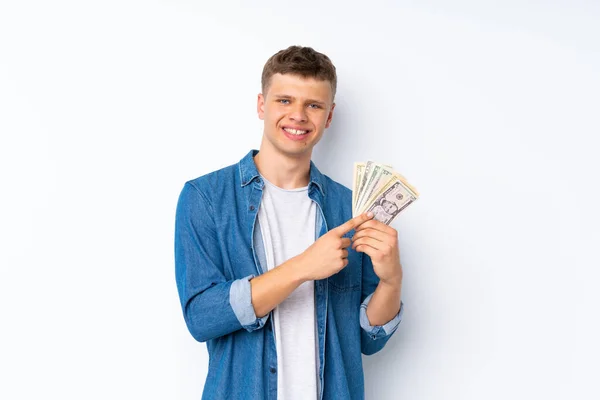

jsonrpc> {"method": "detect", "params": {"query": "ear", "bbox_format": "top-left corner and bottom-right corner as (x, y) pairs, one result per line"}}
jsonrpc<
(324, 102), (336, 128)
(257, 93), (265, 120)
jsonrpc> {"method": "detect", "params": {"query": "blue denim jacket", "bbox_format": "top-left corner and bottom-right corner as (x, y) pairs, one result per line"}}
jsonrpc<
(175, 149), (404, 400)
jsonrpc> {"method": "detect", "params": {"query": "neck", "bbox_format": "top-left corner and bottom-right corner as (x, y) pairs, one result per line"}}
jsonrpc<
(254, 139), (311, 189)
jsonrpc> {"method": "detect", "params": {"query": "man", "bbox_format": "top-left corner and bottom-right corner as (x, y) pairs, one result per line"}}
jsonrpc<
(175, 45), (404, 400)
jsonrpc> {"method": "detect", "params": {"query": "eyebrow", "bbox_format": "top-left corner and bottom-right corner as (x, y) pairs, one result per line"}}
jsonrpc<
(273, 94), (327, 106)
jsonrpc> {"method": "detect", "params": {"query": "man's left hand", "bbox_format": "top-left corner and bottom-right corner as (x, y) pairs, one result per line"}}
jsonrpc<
(351, 213), (403, 285)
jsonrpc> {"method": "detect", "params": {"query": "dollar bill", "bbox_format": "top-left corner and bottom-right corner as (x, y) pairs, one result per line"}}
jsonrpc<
(352, 162), (419, 221)
(363, 176), (417, 225)
(356, 163), (381, 213)
(352, 162), (365, 217)
(356, 160), (374, 211)
(360, 171), (419, 215)
(356, 164), (393, 213)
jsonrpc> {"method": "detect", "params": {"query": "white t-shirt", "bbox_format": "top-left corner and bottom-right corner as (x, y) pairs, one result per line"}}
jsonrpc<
(257, 174), (319, 400)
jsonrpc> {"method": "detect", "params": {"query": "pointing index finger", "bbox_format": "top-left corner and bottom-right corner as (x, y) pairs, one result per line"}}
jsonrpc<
(333, 212), (373, 236)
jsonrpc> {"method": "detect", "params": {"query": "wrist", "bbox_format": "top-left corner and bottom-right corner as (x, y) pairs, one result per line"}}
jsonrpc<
(380, 271), (403, 289)
(284, 255), (308, 285)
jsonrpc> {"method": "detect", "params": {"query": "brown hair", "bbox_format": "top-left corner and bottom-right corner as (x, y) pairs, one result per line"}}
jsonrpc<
(261, 45), (337, 102)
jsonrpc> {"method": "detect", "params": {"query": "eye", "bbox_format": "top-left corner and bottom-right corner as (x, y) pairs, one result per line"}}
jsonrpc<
(278, 99), (290, 104)
(309, 104), (322, 109)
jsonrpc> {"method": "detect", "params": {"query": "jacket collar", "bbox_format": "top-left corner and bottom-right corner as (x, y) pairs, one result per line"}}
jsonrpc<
(239, 149), (325, 196)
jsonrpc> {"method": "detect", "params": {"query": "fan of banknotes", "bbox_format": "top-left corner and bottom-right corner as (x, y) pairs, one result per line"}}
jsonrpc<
(352, 161), (420, 225)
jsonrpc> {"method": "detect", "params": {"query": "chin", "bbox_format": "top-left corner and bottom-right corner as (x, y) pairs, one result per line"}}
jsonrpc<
(278, 144), (314, 157)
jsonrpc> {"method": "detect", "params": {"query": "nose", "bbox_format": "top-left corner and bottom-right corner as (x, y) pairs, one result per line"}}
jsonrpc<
(289, 104), (307, 122)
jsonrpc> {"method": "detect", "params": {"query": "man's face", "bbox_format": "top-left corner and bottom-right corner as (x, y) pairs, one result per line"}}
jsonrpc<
(257, 73), (335, 159)
(382, 200), (398, 214)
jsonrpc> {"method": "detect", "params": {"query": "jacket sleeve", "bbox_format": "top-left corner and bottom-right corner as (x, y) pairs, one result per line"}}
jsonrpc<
(359, 252), (404, 355)
(174, 182), (268, 343)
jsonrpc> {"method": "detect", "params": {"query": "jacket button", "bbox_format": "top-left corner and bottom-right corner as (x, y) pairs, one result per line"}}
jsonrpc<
(270, 367), (277, 374)
(249, 205), (255, 211)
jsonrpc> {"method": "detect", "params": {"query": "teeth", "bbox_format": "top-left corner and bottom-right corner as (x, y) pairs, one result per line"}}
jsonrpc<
(284, 127), (308, 135)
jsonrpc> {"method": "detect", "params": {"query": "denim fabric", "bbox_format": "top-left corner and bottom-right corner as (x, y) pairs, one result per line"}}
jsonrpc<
(175, 149), (404, 400)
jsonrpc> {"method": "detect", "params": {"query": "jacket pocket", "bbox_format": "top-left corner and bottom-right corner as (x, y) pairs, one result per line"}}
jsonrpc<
(328, 250), (361, 293)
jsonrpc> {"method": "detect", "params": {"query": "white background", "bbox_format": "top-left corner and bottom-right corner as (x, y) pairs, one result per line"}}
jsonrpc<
(1, 1), (599, 399)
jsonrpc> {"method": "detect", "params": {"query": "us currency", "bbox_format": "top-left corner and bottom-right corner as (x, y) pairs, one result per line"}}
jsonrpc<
(360, 171), (419, 215)
(392, 173), (419, 198)
(352, 162), (366, 217)
(356, 160), (374, 212)
(356, 164), (394, 214)
(356, 163), (382, 213)
(363, 176), (418, 225)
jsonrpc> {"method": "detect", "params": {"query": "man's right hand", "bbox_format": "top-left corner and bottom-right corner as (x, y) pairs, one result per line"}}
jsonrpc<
(249, 212), (374, 318)
(295, 212), (374, 282)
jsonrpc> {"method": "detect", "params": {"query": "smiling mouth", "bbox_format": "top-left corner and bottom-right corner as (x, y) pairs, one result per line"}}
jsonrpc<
(282, 127), (311, 136)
